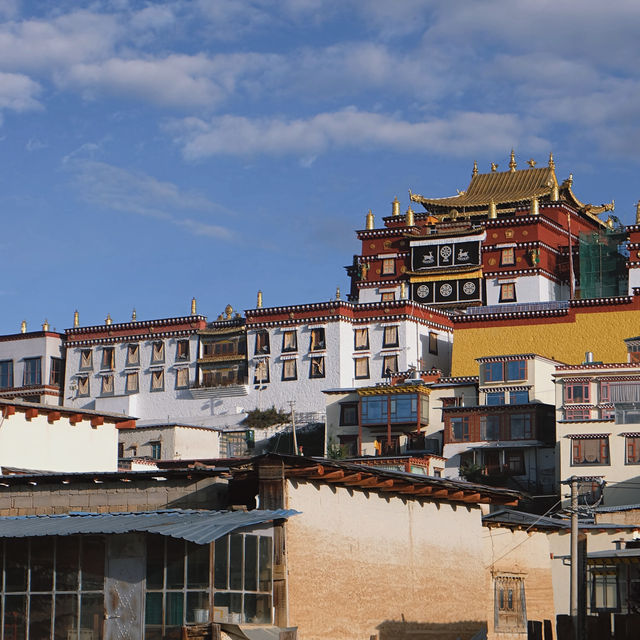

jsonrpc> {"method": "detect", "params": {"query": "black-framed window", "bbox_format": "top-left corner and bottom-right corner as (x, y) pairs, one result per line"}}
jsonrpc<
(77, 375), (90, 397)
(49, 357), (64, 386)
(150, 441), (162, 459)
(151, 369), (164, 392)
(572, 437), (609, 465)
(80, 349), (93, 371)
(175, 368), (189, 389)
(354, 357), (369, 380)
(176, 340), (190, 361)
(339, 403), (358, 426)
(383, 326), (399, 348)
(126, 371), (139, 394)
(282, 359), (297, 381)
(354, 328), (369, 351)
(310, 328), (325, 351)
(101, 347), (115, 370)
(23, 357), (41, 386)
(309, 356), (325, 379)
(0, 360), (13, 389)
(428, 332), (438, 355)
(282, 330), (297, 353)
(255, 330), (270, 355)
(151, 341), (165, 364)
(450, 416), (470, 442)
(254, 359), (270, 384)
(101, 374), (114, 396)
(499, 283), (516, 302)
(383, 354), (398, 376)
(126, 343), (140, 366)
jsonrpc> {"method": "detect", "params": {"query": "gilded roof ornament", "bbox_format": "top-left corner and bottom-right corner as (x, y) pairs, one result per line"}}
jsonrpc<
(336, 286), (341, 300)
(488, 200), (497, 219)
(191, 297), (197, 315)
(224, 304), (233, 319)
(42, 319), (49, 332)
(490, 163), (498, 172)
(405, 206), (415, 227)
(527, 159), (537, 168)
(105, 313), (112, 326)
(257, 290), (263, 308)
(392, 197), (400, 216)
(21, 320), (26, 334)
(132, 308), (137, 321)
(636, 200), (640, 224)
(548, 152), (555, 170)
(509, 149), (517, 172)
(472, 160), (478, 177)
(73, 310), (79, 328)
(366, 209), (374, 230)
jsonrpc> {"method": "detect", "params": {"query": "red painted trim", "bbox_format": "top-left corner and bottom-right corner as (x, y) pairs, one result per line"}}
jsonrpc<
(90, 416), (105, 427)
(25, 408), (38, 421)
(116, 420), (136, 430)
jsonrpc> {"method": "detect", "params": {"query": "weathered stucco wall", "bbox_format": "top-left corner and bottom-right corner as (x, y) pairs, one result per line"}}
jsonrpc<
(284, 480), (488, 640)
(484, 526), (556, 639)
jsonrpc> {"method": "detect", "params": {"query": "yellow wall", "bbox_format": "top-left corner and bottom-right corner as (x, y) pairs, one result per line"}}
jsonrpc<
(451, 307), (640, 377)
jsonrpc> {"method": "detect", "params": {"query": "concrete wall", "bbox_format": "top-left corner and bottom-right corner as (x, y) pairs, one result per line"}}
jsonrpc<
(485, 274), (560, 306)
(0, 410), (118, 472)
(483, 525), (556, 640)
(284, 480), (488, 640)
(119, 425), (222, 460)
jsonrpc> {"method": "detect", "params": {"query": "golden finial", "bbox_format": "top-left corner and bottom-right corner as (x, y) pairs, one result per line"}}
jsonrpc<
(488, 200), (497, 219)
(551, 179), (559, 201)
(527, 158), (537, 168)
(366, 209), (374, 230)
(257, 290), (263, 308)
(392, 197), (400, 216)
(490, 162), (498, 172)
(636, 200), (640, 224)
(606, 216), (614, 229)
(224, 304), (233, 319)
(42, 319), (49, 331)
(336, 286), (341, 300)
(530, 197), (539, 216)
(400, 281), (406, 299)
(509, 149), (516, 172)
(131, 308), (137, 321)
(472, 160), (478, 177)
(190, 297), (197, 315)
(20, 320), (26, 334)
(548, 152), (555, 170)
(405, 206), (415, 227)
(73, 310), (79, 328)
(567, 173), (573, 188)
(105, 313), (112, 325)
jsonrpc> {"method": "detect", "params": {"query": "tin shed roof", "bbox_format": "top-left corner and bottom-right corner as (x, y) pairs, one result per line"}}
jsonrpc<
(0, 508), (298, 545)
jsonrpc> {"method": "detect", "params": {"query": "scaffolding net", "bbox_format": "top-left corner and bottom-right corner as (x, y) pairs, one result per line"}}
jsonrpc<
(578, 228), (628, 299)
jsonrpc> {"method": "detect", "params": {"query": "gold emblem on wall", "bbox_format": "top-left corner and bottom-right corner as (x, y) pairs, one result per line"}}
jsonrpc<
(505, 229), (514, 239)
(489, 258), (497, 266)
(376, 268), (381, 275)
(383, 240), (392, 249)
(522, 230), (528, 236)
(401, 266), (407, 273)
(516, 257), (522, 263)
(370, 243), (376, 249)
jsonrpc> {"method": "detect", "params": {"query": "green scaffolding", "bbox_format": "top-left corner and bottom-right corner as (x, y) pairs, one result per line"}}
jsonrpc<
(578, 228), (628, 299)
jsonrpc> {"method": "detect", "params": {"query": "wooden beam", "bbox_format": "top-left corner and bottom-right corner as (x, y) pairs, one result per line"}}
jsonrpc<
(447, 491), (465, 501)
(116, 420), (136, 430)
(90, 416), (104, 427)
(47, 411), (61, 424)
(320, 470), (345, 482)
(340, 473), (364, 485)
(2, 405), (15, 417)
(287, 465), (321, 477)
(352, 476), (383, 487)
(431, 489), (450, 498)
(25, 408), (38, 421)
(461, 492), (482, 503)
(69, 413), (82, 425)
(407, 486), (434, 496)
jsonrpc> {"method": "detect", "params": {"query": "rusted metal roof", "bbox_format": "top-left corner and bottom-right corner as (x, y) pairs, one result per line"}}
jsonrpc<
(0, 508), (298, 544)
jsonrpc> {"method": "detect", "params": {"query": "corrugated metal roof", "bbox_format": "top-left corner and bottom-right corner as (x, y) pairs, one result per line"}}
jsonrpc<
(0, 509), (299, 545)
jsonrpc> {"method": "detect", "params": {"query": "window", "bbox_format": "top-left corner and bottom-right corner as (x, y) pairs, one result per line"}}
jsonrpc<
(101, 374), (114, 396)
(23, 357), (41, 386)
(146, 536), (214, 637)
(0, 360), (13, 389)
(80, 349), (93, 370)
(505, 450), (525, 475)
(101, 347), (115, 370)
(77, 375), (90, 397)
(338, 435), (359, 457)
(591, 569), (618, 612)
(282, 359), (297, 381)
(310, 328), (325, 351)
(509, 390), (529, 404)
(506, 360), (526, 381)
(382, 258), (395, 275)
(152, 341), (165, 364)
(151, 369), (164, 392)
(254, 359), (270, 384)
(176, 368), (189, 389)
(212, 533), (273, 625)
(150, 441), (162, 459)
(486, 392), (505, 406)
(600, 381), (611, 403)
(565, 382), (590, 404)
(450, 416), (470, 442)
(500, 247), (515, 266)
(481, 415), (500, 440)
(383, 354), (398, 376)
(49, 357), (64, 386)
(390, 394), (417, 423)
(565, 408), (591, 421)
(429, 332), (438, 355)
(339, 403), (358, 426)
(282, 330), (297, 353)
(213, 340), (236, 356)
(126, 344), (139, 366)
(126, 371), (139, 394)
(255, 330), (270, 355)
(383, 326), (399, 348)
(499, 283), (516, 302)
(572, 437), (610, 465)
(354, 357), (369, 380)
(626, 436), (640, 464)
(361, 396), (386, 424)
(381, 292), (395, 302)
(176, 339), (190, 361)
(494, 576), (526, 631)
(509, 414), (532, 439)
(0, 536), (105, 640)
(118, 442), (124, 458)
(309, 356), (325, 379)
(483, 362), (504, 382)
(354, 328), (369, 351)
(601, 408), (615, 420)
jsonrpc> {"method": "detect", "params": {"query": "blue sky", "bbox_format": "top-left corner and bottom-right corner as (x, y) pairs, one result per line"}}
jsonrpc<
(2, 0), (640, 333)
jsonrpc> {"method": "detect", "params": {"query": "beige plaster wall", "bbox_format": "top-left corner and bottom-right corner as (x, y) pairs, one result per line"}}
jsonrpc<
(284, 480), (488, 640)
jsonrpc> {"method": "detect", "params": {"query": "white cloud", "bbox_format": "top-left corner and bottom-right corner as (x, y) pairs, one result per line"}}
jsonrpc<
(0, 71), (41, 112)
(63, 157), (232, 239)
(168, 108), (542, 159)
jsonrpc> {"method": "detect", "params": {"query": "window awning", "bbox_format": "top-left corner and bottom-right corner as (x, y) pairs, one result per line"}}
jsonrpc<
(0, 509), (299, 545)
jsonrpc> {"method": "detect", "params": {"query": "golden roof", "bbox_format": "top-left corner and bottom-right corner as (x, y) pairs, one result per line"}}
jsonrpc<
(410, 166), (556, 209)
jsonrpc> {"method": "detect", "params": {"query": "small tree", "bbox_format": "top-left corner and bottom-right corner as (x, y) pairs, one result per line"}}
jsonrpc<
(242, 406), (290, 430)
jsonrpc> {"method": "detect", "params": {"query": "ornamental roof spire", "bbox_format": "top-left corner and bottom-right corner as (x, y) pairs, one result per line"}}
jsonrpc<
(509, 149), (517, 172)
(548, 152), (555, 170)
(472, 160), (478, 177)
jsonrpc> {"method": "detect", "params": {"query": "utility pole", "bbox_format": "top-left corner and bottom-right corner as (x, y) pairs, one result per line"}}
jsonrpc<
(289, 401), (298, 455)
(570, 476), (578, 639)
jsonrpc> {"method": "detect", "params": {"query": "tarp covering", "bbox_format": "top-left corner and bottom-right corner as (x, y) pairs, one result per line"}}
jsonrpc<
(0, 509), (299, 544)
